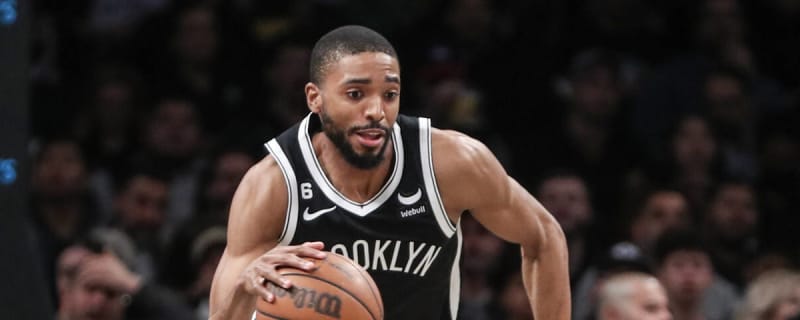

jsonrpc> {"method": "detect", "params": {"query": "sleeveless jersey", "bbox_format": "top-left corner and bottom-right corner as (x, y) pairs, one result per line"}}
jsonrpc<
(263, 113), (462, 320)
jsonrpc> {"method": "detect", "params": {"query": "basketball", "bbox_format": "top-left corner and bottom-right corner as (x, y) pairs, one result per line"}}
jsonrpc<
(255, 252), (383, 320)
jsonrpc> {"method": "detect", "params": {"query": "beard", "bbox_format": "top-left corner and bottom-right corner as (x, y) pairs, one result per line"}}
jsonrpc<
(319, 111), (391, 169)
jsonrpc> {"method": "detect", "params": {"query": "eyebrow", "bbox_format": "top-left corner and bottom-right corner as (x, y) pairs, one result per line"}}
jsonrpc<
(342, 75), (401, 85)
(343, 78), (371, 85)
(385, 75), (400, 84)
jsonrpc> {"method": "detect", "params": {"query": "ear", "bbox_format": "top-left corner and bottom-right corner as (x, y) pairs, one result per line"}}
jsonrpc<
(305, 82), (322, 113)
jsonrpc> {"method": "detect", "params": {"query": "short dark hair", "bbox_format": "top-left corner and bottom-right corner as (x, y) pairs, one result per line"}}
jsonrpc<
(532, 168), (585, 197)
(704, 64), (753, 95)
(309, 25), (398, 85)
(112, 161), (169, 194)
(653, 228), (709, 266)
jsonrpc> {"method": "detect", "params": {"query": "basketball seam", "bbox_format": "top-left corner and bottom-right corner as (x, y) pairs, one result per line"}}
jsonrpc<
(329, 255), (384, 318)
(351, 262), (383, 318)
(255, 309), (289, 320)
(280, 272), (378, 320)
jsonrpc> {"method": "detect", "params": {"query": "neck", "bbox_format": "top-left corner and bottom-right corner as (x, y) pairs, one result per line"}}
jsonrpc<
(313, 133), (394, 203)
(672, 300), (703, 320)
(567, 113), (608, 160)
(39, 200), (83, 239)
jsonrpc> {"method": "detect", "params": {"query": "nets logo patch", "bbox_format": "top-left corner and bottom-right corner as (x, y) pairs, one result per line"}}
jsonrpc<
(0, 158), (17, 185)
(0, 0), (17, 25)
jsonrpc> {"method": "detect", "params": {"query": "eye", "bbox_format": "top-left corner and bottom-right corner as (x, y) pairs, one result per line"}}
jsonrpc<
(346, 90), (363, 100)
(385, 91), (399, 100)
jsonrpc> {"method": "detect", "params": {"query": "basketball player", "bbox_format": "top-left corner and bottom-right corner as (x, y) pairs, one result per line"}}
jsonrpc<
(209, 25), (570, 320)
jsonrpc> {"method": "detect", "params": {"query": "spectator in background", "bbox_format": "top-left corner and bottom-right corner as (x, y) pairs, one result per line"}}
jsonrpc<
(746, 0), (800, 91)
(193, 147), (258, 223)
(633, 0), (790, 156)
(414, 69), (513, 168)
(398, 0), (513, 130)
(740, 250), (795, 288)
(74, 62), (142, 164)
(132, 0), (252, 129)
(85, 0), (168, 43)
(535, 170), (597, 281)
(457, 214), (507, 320)
(55, 228), (194, 320)
(595, 272), (672, 320)
(573, 186), (691, 318)
(111, 169), (169, 282)
(405, 0), (501, 71)
(160, 146), (256, 291)
(74, 63), (146, 222)
(573, 242), (652, 320)
(252, 40), (312, 135)
(148, 2), (250, 136)
(736, 268), (800, 320)
(497, 270), (534, 320)
(702, 179), (761, 288)
(756, 111), (800, 252)
(627, 188), (692, 256)
(648, 114), (723, 216)
(535, 48), (640, 220)
(573, 0), (668, 61)
(29, 137), (100, 308)
(137, 96), (205, 241)
(702, 66), (758, 180)
(56, 246), (133, 320)
(654, 229), (738, 320)
(185, 226), (227, 320)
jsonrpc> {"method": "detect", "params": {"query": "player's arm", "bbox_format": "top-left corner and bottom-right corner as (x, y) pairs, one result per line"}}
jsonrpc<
(432, 129), (571, 320)
(209, 156), (327, 320)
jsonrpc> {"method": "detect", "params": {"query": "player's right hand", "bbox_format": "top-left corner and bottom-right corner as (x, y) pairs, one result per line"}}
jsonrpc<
(238, 241), (327, 302)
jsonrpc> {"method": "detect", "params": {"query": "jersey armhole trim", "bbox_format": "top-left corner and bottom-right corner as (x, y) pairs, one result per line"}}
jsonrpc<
(265, 139), (299, 246)
(449, 220), (463, 319)
(419, 118), (456, 237)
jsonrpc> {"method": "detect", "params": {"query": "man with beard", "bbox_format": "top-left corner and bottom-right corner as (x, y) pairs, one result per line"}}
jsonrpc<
(209, 25), (570, 320)
(112, 169), (169, 281)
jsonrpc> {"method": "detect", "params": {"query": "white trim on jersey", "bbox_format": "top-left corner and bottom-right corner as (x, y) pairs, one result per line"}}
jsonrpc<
(449, 220), (463, 320)
(297, 114), (405, 216)
(419, 118), (457, 237)
(265, 139), (299, 245)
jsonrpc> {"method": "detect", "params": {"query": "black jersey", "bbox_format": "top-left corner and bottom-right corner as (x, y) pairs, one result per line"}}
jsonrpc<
(263, 113), (462, 320)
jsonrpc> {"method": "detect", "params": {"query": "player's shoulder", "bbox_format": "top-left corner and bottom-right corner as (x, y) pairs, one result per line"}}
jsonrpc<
(429, 127), (509, 212)
(226, 154), (289, 253)
(238, 154), (284, 190)
(430, 128), (494, 166)
(230, 154), (288, 221)
(429, 127), (503, 187)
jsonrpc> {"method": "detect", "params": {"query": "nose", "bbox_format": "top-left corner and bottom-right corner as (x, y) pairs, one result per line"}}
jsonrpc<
(364, 96), (384, 122)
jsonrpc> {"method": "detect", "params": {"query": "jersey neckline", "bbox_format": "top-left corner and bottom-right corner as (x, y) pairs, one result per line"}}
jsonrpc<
(297, 114), (405, 216)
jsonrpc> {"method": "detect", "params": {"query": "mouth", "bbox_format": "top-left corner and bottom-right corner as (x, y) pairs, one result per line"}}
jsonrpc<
(353, 128), (386, 148)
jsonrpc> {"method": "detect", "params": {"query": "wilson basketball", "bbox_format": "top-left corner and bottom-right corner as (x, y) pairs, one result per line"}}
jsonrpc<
(255, 252), (383, 320)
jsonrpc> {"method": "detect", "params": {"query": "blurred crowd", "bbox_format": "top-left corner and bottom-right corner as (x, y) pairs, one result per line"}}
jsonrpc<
(26, 0), (800, 319)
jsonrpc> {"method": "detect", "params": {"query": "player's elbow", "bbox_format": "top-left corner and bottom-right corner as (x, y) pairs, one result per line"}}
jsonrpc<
(521, 217), (567, 262)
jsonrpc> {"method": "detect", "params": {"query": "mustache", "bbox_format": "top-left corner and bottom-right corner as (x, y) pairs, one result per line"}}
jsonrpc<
(348, 122), (391, 135)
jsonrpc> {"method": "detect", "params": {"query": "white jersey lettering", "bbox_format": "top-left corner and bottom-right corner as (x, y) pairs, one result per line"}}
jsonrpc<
(372, 240), (391, 271)
(331, 240), (442, 277)
(414, 245), (442, 276)
(352, 240), (370, 270)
